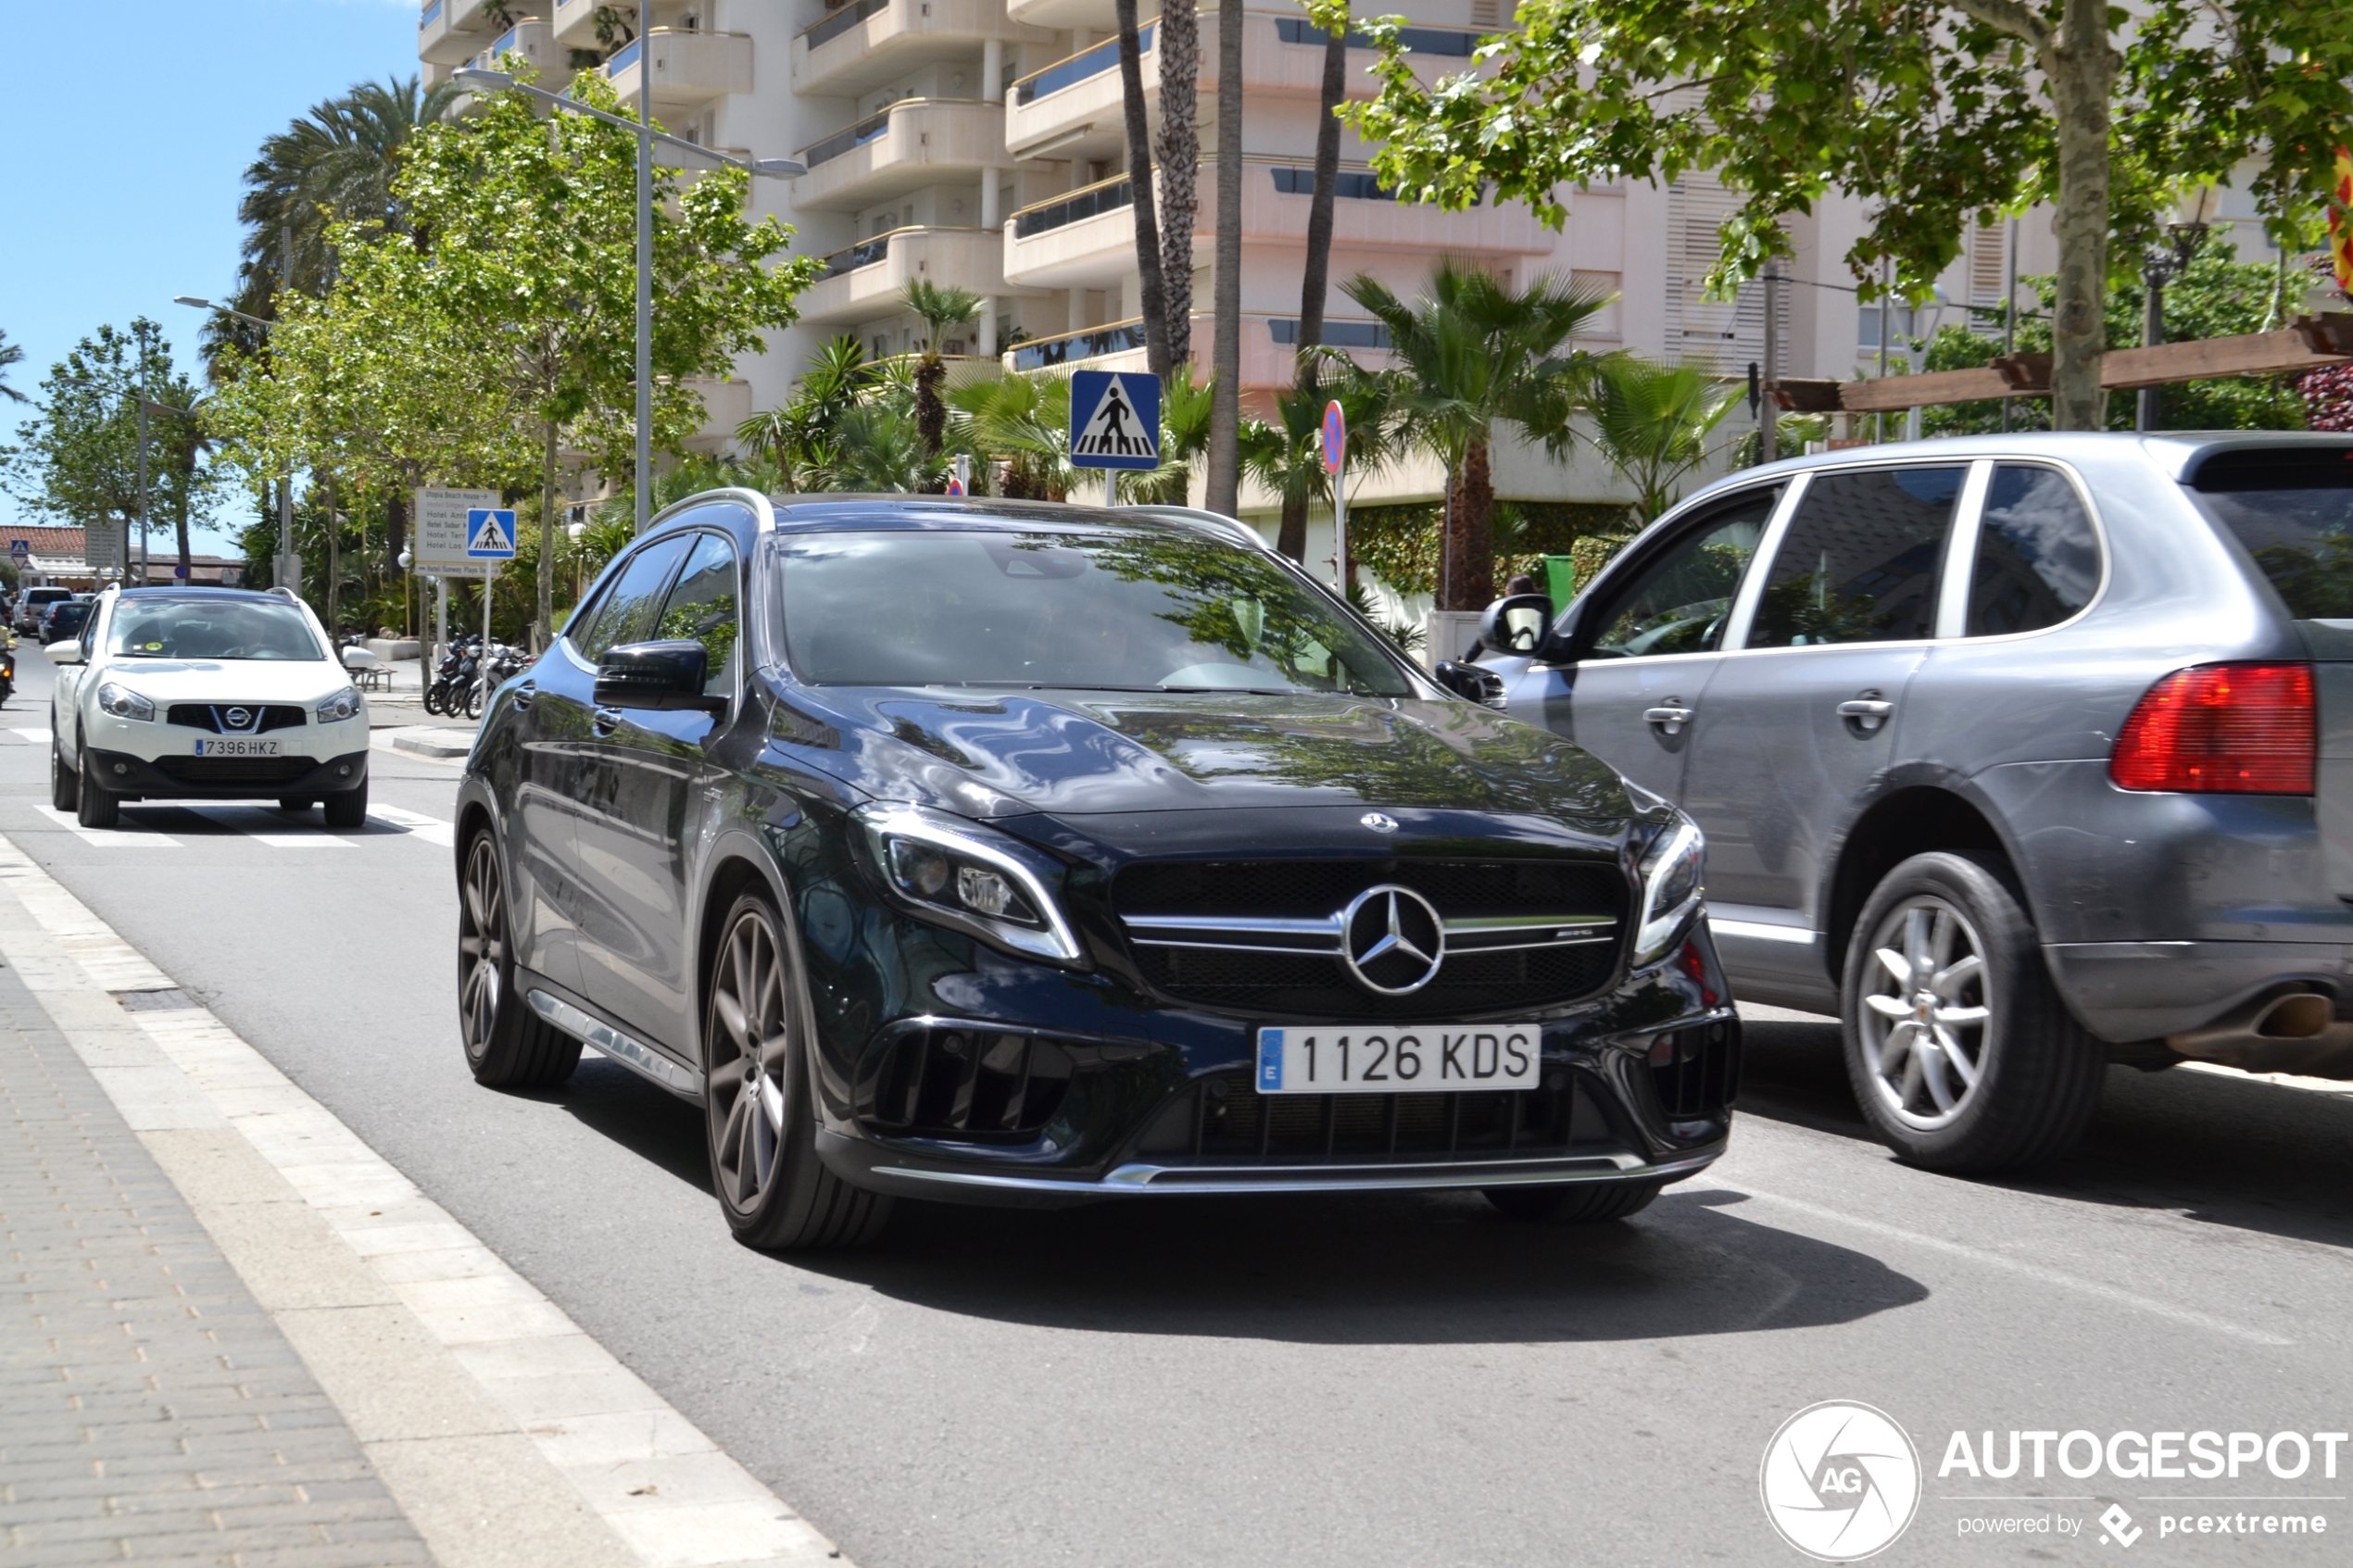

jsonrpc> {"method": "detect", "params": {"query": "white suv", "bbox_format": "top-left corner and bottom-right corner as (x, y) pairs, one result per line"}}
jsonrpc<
(50, 586), (372, 828)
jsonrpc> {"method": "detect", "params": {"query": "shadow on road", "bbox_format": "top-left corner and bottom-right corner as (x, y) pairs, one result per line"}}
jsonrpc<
(1735, 1011), (2353, 1255)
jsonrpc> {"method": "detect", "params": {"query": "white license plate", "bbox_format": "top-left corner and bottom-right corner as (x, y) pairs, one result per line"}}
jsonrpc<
(1254, 1025), (1541, 1095)
(193, 737), (281, 757)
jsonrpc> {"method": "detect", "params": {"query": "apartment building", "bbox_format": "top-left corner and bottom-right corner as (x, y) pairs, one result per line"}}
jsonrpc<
(415, 2), (2127, 532)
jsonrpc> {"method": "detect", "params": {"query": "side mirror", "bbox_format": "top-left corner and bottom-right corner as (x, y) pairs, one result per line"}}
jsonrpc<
(1432, 659), (1505, 708)
(595, 639), (726, 716)
(46, 640), (83, 665)
(341, 645), (379, 670)
(1478, 593), (1556, 657)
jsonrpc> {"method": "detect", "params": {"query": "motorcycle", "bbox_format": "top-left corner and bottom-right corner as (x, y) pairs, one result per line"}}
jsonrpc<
(422, 635), (480, 717)
(0, 634), (16, 707)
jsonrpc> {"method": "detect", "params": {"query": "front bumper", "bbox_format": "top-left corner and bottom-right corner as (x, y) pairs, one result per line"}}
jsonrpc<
(84, 745), (371, 801)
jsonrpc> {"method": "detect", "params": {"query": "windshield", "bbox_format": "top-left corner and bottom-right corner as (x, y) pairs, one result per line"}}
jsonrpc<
(2192, 449), (2353, 621)
(106, 597), (325, 660)
(774, 528), (1416, 696)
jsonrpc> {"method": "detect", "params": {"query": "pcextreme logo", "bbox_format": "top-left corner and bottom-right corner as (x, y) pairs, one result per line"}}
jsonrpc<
(1761, 1401), (1925, 1562)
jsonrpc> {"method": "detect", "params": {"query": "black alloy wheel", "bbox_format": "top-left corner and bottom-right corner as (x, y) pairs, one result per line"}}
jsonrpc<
(457, 830), (580, 1088)
(49, 739), (77, 812)
(74, 746), (118, 829)
(704, 892), (890, 1251)
(1840, 851), (2105, 1173)
(1484, 1180), (1664, 1224)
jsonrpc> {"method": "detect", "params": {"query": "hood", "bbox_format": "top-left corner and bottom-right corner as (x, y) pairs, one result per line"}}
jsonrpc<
(786, 685), (1632, 824)
(87, 658), (356, 705)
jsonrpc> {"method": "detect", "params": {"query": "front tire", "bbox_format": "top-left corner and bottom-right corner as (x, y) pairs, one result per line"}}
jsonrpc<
(463, 683), (485, 721)
(457, 830), (580, 1089)
(1841, 851), (2105, 1173)
(74, 749), (118, 828)
(324, 784), (367, 830)
(49, 740), (78, 811)
(704, 892), (891, 1251)
(1484, 1181), (1663, 1224)
(423, 683), (446, 717)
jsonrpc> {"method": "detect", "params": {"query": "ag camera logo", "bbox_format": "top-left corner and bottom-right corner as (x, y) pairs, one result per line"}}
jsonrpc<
(1761, 1401), (1922, 1561)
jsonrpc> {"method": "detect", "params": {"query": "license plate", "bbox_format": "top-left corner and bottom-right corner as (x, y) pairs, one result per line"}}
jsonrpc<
(193, 737), (281, 757)
(1254, 1025), (1541, 1095)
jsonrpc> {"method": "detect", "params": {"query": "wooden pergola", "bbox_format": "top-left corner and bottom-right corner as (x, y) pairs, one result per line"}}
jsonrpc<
(1770, 312), (2353, 414)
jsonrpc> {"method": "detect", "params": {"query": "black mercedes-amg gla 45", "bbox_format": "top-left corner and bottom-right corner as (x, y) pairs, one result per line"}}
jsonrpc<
(452, 493), (1737, 1248)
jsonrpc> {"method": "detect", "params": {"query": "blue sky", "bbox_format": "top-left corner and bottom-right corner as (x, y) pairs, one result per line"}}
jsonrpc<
(1, 0), (422, 550)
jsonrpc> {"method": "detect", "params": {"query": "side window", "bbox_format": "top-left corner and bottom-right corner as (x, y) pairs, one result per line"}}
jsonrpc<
(1967, 465), (2100, 635)
(652, 533), (741, 696)
(1585, 488), (1778, 659)
(575, 536), (692, 663)
(1748, 466), (1965, 647)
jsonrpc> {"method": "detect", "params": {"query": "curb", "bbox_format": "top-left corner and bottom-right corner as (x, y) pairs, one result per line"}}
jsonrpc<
(387, 727), (476, 760)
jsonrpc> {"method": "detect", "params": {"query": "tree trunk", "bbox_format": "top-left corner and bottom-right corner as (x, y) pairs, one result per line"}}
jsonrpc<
(1448, 441), (1495, 610)
(1155, 0), (1199, 360)
(325, 472), (340, 634)
(2041, 0), (2115, 430)
(915, 354), (948, 454)
(1296, 20), (1348, 357)
(1114, 0), (1172, 378)
(386, 492), (408, 573)
(1204, 0), (1244, 516)
(1277, 491), (1308, 560)
(536, 416), (559, 653)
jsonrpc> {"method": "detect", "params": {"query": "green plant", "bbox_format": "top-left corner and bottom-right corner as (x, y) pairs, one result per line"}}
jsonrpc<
(901, 282), (984, 462)
(1588, 357), (1744, 526)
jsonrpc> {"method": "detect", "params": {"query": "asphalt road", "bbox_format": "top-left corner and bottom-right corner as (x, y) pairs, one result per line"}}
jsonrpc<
(8, 648), (2352, 1566)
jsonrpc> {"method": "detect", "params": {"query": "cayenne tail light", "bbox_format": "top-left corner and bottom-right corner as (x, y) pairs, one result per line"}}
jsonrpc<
(2109, 662), (2314, 795)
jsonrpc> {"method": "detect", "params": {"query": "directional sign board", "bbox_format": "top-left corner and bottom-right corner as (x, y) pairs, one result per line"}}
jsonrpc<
(414, 488), (498, 578)
(1069, 370), (1162, 470)
(466, 508), (518, 559)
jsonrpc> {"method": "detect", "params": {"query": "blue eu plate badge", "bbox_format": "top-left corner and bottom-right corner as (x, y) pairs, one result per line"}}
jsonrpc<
(1257, 1029), (1284, 1092)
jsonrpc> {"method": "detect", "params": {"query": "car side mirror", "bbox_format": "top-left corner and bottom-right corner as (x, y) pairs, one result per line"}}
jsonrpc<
(1478, 594), (1556, 658)
(47, 640), (83, 665)
(341, 646), (378, 670)
(595, 639), (726, 716)
(1431, 659), (1505, 708)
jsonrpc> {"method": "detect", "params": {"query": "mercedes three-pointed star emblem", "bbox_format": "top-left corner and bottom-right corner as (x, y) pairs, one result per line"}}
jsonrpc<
(1340, 884), (1446, 996)
(1360, 811), (1400, 834)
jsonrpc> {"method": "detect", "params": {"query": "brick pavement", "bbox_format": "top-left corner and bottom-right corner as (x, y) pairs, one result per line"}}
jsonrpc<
(0, 956), (435, 1568)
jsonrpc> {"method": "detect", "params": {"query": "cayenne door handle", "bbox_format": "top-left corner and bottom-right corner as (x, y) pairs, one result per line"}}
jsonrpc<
(1837, 698), (1894, 733)
(592, 704), (622, 734)
(1643, 705), (1694, 736)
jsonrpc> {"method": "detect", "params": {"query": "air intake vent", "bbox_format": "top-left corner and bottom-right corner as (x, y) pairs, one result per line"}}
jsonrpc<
(1646, 1019), (1741, 1118)
(863, 1028), (1074, 1140)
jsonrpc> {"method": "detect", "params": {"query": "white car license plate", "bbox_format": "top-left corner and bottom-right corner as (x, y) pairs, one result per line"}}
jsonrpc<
(1254, 1025), (1541, 1095)
(194, 737), (281, 757)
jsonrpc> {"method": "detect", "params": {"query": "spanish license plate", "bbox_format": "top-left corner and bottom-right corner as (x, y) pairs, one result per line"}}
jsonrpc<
(1253, 1025), (1541, 1095)
(193, 737), (281, 757)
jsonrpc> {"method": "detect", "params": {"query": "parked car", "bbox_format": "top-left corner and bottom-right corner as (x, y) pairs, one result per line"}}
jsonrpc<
(41, 599), (92, 646)
(16, 585), (73, 635)
(49, 585), (372, 828)
(1473, 432), (2353, 1173)
(453, 494), (1739, 1249)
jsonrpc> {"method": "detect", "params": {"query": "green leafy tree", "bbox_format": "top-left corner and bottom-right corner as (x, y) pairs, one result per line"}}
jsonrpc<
(0, 331), (27, 405)
(902, 282), (984, 462)
(737, 335), (878, 490)
(1588, 358), (1743, 525)
(951, 374), (1076, 500)
(1120, 368), (1218, 505)
(1325, 0), (2353, 433)
(1335, 261), (1611, 608)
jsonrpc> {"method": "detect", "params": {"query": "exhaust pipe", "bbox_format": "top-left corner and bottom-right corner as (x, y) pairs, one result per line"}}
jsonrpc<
(2165, 989), (2353, 1078)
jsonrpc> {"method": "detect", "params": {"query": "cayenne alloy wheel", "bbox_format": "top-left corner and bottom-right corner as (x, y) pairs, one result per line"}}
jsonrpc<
(457, 831), (578, 1088)
(1856, 896), (1991, 1132)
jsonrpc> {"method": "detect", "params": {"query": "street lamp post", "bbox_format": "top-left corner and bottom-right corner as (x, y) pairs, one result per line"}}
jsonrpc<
(2136, 222), (2210, 433)
(449, 62), (802, 535)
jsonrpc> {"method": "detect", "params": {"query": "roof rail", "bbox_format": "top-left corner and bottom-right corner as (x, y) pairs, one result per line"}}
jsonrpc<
(264, 585), (301, 604)
(1121, 504), (1269, 552)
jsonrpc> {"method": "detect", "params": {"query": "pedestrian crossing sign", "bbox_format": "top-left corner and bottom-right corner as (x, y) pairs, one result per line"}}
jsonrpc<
(465, 508), (518, 559)
(1068, 370), (1162, 470)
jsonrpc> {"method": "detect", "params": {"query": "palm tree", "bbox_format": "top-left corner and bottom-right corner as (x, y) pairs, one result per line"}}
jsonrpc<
(1113, 0), (1173, 376)
(1341, 261), (1614, 608)
(951, 375), (1076, 500)
(1240, 370), (1396, 568)
(1153, 0), (1201, 356)
(1588, 357), (1744, 526)
(902, 282), (984, 460)
(1121, 370), (1217, 504)
(0, 330), (26, 404)
(1204, 0), (1245, 515)
(737, 336), (877, 488)
(236, 76), (462, 300)
(1292, 12), (1351, 372)
(828, 403), (949, 493)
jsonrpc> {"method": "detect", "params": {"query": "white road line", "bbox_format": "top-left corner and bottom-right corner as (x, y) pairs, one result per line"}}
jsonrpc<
(368, 803), (457, 847)
(0, 832), (855, 1568)
(11, 726), (53, 745)
(1730, 1185), (2294, 1347)
(180, 805), (355, 847)
(31, 804), (182, 847)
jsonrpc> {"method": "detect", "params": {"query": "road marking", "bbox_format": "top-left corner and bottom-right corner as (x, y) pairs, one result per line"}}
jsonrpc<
(32, 804), (182, 847)
(179, 805), (356, 847)
(11, 725), (53, 744)
(1730, 1185), (2294, 1346)
(0, 831), (856, 1568)
(369, 802), (457, 847)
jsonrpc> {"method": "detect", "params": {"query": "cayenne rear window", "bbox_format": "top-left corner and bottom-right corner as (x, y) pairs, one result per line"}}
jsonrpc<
(2190, 447), (2353, 621)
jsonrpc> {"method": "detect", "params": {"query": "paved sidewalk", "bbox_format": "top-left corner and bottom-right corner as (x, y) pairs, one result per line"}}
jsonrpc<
(0, 960), (434, 1567)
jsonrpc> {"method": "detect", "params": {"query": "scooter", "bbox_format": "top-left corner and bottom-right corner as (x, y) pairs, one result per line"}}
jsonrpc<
(0, 633), (16, 707)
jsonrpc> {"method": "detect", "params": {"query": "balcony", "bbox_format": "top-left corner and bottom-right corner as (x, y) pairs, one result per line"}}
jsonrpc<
(419, 0), (497, 65)
(795, 227), (1024, 328)
(1002, 170), (1144, 290)
(683, 378), (753, 454)
(550, 0), (602, 49)
(605, 29), (753, 117)
(1004, 0), (1114, 29)
(1003, 26), (1152, 162)
(792, 98), (1013, 212)
(471, 20), (573, 90)
(796, 0), (1053, 100)
(1008, 313), (1385, 394)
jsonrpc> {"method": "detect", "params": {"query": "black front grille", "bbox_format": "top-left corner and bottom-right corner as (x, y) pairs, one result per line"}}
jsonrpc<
(1647, 1019), (1741, 1117)
(1115, 857), (1626, 1018)
(1136, 942), (1617, 1020)
(165, 703), (308, 734)
(862, 1027), (1074, 1140)
(150, 755), (317, 784)
(1131, 1067), (1624, 1165)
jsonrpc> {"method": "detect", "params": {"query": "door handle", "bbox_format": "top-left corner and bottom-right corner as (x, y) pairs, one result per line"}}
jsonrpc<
(592, 705), (622, 735)
(1837, 698), (1894, 733)
(513, 681), (535, 712)
(1642, 704), (1694, 736)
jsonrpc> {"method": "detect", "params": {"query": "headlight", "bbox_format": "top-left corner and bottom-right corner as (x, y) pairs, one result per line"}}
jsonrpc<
(1630, 814), (1705, 965)
(95, 683), (155, 721)
(852, 802), (1086, 966)
(316, 687), (359, 722)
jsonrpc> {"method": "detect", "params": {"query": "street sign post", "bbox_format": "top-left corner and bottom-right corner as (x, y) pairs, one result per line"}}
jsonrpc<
(947, 453), (971, 497)
(1069, 370), (1162, 506)
(412, 489), (499, 581)
(1322, 399), (1347, 593)
(463, 508), (518, 696)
